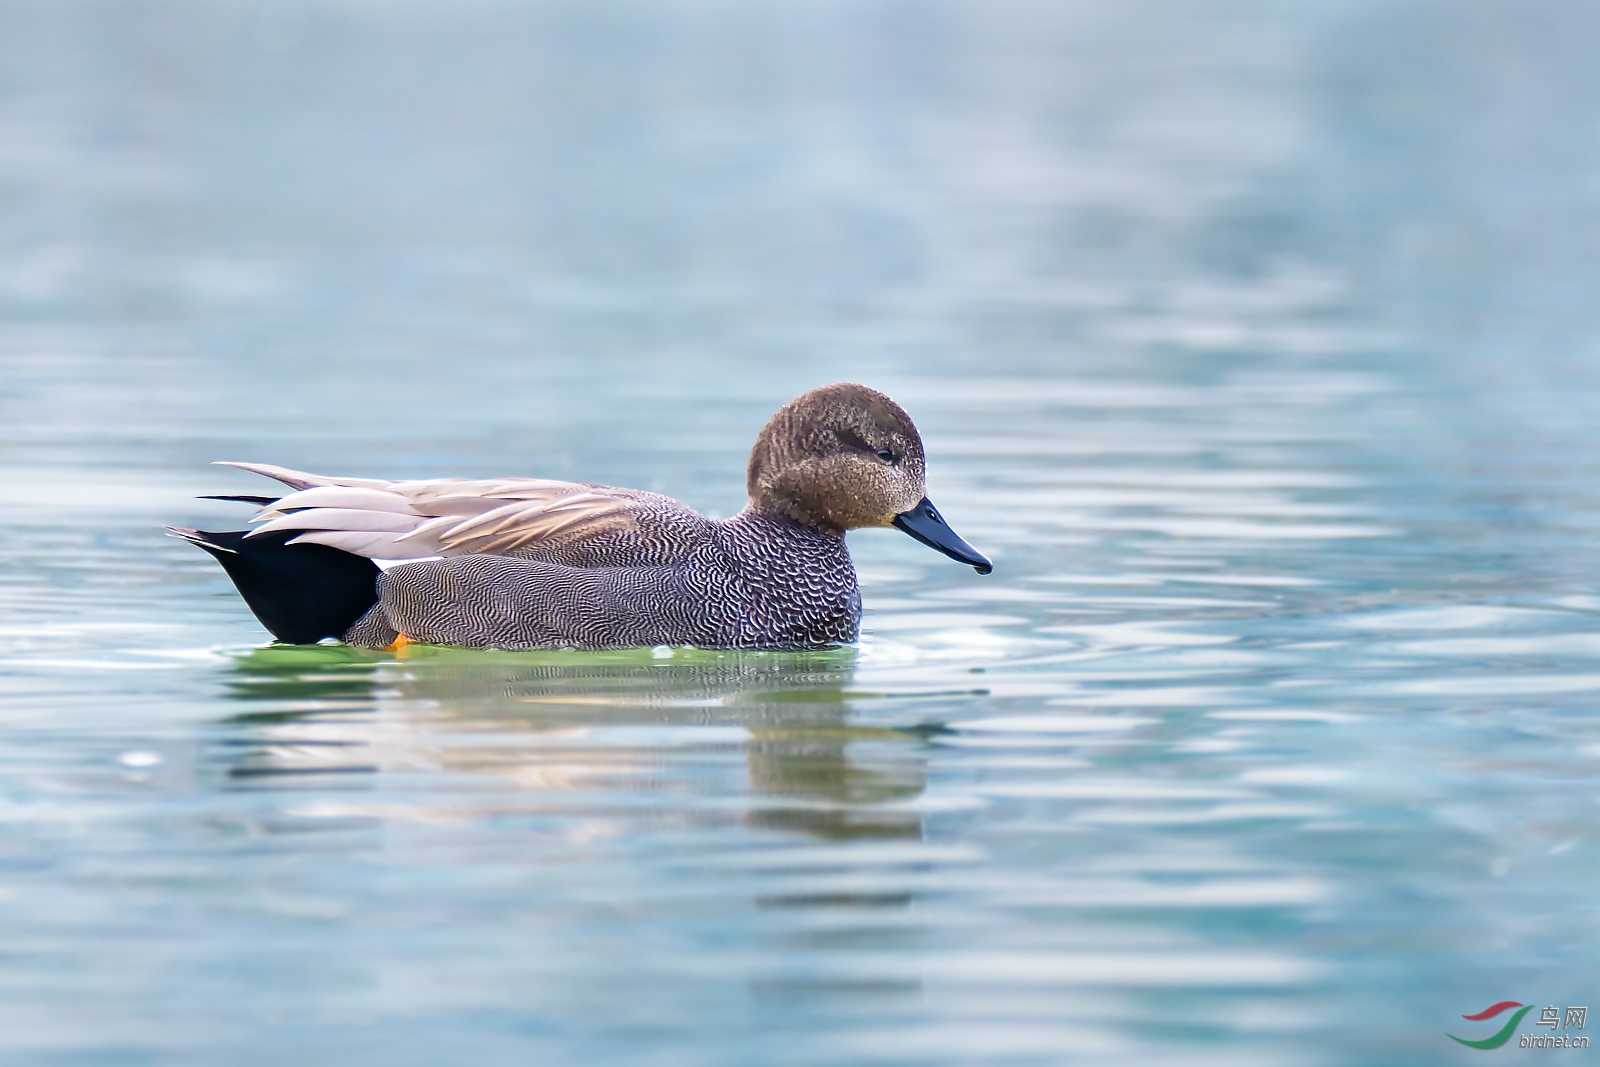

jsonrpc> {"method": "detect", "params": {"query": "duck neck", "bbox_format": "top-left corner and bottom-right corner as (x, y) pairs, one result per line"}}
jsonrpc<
(732, 505), (846, 541)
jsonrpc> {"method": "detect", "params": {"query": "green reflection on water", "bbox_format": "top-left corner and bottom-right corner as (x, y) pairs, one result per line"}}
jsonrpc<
(218, 643), (928, 843)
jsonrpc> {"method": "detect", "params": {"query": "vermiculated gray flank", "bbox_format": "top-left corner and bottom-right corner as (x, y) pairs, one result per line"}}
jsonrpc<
(344, 510), (863, 650)
(176, 382), (990, 650)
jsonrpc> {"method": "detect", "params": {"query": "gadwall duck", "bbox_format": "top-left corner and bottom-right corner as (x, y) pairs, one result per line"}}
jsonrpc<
(168, 382), (991, 650)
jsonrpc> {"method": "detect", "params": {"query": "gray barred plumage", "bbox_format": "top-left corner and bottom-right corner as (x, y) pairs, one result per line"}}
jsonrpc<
(177, 383), (989, 650)
(345, 509), (860, 650)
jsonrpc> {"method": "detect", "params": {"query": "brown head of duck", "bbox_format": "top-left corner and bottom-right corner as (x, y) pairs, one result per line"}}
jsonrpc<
(746, 382), (992, 574)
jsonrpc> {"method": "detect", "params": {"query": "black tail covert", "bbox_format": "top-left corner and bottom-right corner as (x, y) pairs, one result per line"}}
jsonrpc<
(174, 528), (380, 644)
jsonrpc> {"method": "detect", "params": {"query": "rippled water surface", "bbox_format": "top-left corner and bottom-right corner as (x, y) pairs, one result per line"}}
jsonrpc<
(5, 1), (1600, 1063)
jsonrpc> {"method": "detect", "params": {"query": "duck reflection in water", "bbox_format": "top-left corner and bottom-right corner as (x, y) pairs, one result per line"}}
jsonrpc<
(217, 644), (927, 844)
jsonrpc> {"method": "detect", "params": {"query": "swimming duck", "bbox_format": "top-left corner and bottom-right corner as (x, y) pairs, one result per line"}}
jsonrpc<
(168, 382), (991, 650)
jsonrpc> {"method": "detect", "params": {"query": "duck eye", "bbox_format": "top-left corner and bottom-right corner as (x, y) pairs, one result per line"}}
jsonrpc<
(875, 448), (896, 463)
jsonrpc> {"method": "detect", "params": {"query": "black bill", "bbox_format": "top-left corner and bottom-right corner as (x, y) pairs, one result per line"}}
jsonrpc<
(892, 497), (992, 574)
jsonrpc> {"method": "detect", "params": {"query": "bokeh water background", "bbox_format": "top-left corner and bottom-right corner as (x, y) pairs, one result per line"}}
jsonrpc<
(4, 1), (1600, 1063)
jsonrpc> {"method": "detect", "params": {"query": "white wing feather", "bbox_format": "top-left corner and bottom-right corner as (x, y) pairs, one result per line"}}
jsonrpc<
(252, 485), (422, 518)
(253, 508), (422, 537)
(225, 462), (672, 560)
(215, 461), (394, 491)
(288, 530), (424, 556)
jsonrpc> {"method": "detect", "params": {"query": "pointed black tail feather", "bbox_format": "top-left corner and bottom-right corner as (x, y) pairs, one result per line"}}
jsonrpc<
(167, 527), (379, 644)
(196, 494), (281, 505)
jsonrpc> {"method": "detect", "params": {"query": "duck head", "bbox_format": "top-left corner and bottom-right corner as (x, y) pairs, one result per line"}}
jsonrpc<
(747, 383), (992, 574)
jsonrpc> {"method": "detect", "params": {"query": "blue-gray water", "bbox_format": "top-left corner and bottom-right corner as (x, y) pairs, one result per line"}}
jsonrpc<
(4, 1), (1600, 1063)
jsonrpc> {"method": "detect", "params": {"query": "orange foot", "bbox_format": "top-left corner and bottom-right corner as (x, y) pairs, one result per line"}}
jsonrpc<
(385, 633), (414, 653)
